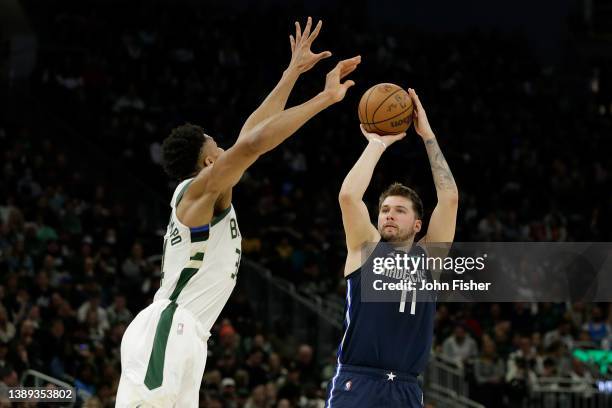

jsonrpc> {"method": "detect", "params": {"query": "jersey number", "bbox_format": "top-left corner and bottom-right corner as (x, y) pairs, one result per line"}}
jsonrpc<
(230, 218), (239, 239)
(399, 287), (417, 315)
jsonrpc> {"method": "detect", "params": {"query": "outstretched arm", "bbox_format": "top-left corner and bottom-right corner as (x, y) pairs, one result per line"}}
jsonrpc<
(216, 18), (331, 210)
(204, 56), (360, 194)
(339, 126), (406, 250)
(239, 17), (331, 138)
(409, 88), (459, 244)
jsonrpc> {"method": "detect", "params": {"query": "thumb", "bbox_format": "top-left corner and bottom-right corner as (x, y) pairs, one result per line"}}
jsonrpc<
(316, 51), (332, 60)
(388, 132), (406, 143)
(342, 80), (355, 90)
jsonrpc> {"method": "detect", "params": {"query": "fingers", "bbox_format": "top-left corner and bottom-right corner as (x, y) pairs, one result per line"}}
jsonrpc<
(339, 55), (361, 66)
(308, 20), (323, 44)
(408, 87), (424, 110)
(294, 17), (322, 46)
(336, 55), (361, 78)
(359, 124), (368, 136)
(295, 21), (302, 44)
(289, 35), (295, 52)
(359, 124), (379, 138)
(315, 51), (332, 62)
(342, 80), (355, 90)
(326, 56), (360, 84)
(302, 16), (312, 39)
(340, 63), (359, 79)
(393, 132), (407, 141)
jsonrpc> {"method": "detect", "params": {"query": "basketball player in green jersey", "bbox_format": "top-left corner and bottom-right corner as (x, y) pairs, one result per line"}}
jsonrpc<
(117, 18), (360, 407)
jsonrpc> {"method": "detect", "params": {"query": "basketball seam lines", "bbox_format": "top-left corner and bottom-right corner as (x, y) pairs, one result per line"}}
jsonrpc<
(362, 106), (413, 125)
(364, 87), (375, 129)
(365, 87), (385, 133)
(358, 89), (367, 123)
(370, 88), (404, 122)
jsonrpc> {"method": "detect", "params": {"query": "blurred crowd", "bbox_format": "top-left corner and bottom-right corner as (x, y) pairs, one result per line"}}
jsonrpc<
(1, 0), (612, 407)
(435, 302), (612, 406)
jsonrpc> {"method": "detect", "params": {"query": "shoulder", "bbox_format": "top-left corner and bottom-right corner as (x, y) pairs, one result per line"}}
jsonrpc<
(211, 205), (234, 226)
(345, 238), (382, 278)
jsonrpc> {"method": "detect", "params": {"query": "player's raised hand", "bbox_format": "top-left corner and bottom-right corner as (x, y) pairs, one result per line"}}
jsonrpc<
(288, 17), (332, 74)
(323, 56), (361, 103)
(408, 88), (435, 140)
(359, 124), (406, 149)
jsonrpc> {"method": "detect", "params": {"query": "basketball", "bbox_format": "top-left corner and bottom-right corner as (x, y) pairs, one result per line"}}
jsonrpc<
(358, 83), (413, 135)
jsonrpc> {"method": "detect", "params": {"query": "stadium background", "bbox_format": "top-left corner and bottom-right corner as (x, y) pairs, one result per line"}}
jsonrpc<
(1, 0), (612, 406)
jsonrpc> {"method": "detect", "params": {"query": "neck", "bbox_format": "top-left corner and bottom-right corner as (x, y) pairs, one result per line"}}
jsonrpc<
(382, 237), (416, 249)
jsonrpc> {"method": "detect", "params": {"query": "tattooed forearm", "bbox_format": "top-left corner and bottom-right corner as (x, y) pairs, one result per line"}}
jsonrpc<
(424, 138), (458, 194)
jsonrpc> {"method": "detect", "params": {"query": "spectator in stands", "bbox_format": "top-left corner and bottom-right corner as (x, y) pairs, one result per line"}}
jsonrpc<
(531, 357), (558, 391)
(473, 336), (505, 407)
(570, 358), (595, 397)
(541, 340), (572, 378)
(243, 348), (268, 389)
(120, 242), (149, 285)
(244, 383), (268, 408)
(0, 305), (15, 344)
(442, 324), (478, 367)
(221, 377), (238, 408)
(568, 302), (587, 329)
(0, 341), (8, 369)
(582, 305), (611, 346)
(0, 365), (18, 396)
(106, 294), (133, 326)
(277, 362), (301, 406)
(509, 302), (535, 336)
(45, 318), (71, 378)
(77, 289), (109, 329)
(491, 323), (512, 355)
(507, 336), (537, 382)
(294, 344), (319, 388)
(477, 211), (503, 241)
(267, 352), (287, 384)
(265, 381), (278, 408)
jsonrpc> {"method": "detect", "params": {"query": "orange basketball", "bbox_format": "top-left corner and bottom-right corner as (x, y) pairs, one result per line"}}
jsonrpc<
(358, 83), (413, 135)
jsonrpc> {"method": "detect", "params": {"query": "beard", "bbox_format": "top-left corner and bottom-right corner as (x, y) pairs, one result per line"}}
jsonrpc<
(380, 227), (416, 243)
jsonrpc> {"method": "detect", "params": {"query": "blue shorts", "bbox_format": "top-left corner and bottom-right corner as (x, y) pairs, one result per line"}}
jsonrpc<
(325, 364), (424, 408)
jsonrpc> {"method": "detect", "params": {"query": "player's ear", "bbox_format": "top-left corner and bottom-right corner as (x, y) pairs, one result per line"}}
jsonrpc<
(204, 155), (215, 167)
(414, 219), (422, 233)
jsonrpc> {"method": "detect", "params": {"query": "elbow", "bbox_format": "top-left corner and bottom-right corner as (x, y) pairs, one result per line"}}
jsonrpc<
(338, 190), (363, 209)
(449, 190), (459, 205)
(338, 190), (355, 204)
(339, 180), (364, 204)
(247, 119), (275, 155)
(239, 128), (266, 156)
(439, 189), (459, 206)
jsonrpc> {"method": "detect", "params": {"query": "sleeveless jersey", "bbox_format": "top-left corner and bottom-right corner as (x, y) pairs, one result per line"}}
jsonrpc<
(336, 243), (436, 375)
(153, 178), (242, 335)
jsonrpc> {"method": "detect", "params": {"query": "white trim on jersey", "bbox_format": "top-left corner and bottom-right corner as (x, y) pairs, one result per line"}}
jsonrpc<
(326, 279), (352, 408)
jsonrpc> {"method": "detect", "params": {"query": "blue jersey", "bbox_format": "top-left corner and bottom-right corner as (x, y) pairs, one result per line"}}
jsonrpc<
(336, 242), (436, 375)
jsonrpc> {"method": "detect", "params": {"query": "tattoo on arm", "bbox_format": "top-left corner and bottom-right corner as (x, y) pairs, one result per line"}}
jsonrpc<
(425, 139), (457, 192)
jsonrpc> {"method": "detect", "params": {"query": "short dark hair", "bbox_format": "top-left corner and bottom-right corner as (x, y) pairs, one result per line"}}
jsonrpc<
(378, 182), (424, 220)
(162, 123), (206, 181)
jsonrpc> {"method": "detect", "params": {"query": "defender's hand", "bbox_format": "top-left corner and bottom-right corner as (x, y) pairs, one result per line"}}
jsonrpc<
(323, 56), (361, 103)
(360, 125), (406, 149)
(288, 17), (332, 74)
(408, 88), (435, 140)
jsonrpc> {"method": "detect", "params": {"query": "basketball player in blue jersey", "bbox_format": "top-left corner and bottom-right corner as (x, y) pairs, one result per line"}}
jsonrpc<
(117, 18), (361, 407)
(326, 88), (459, 407)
